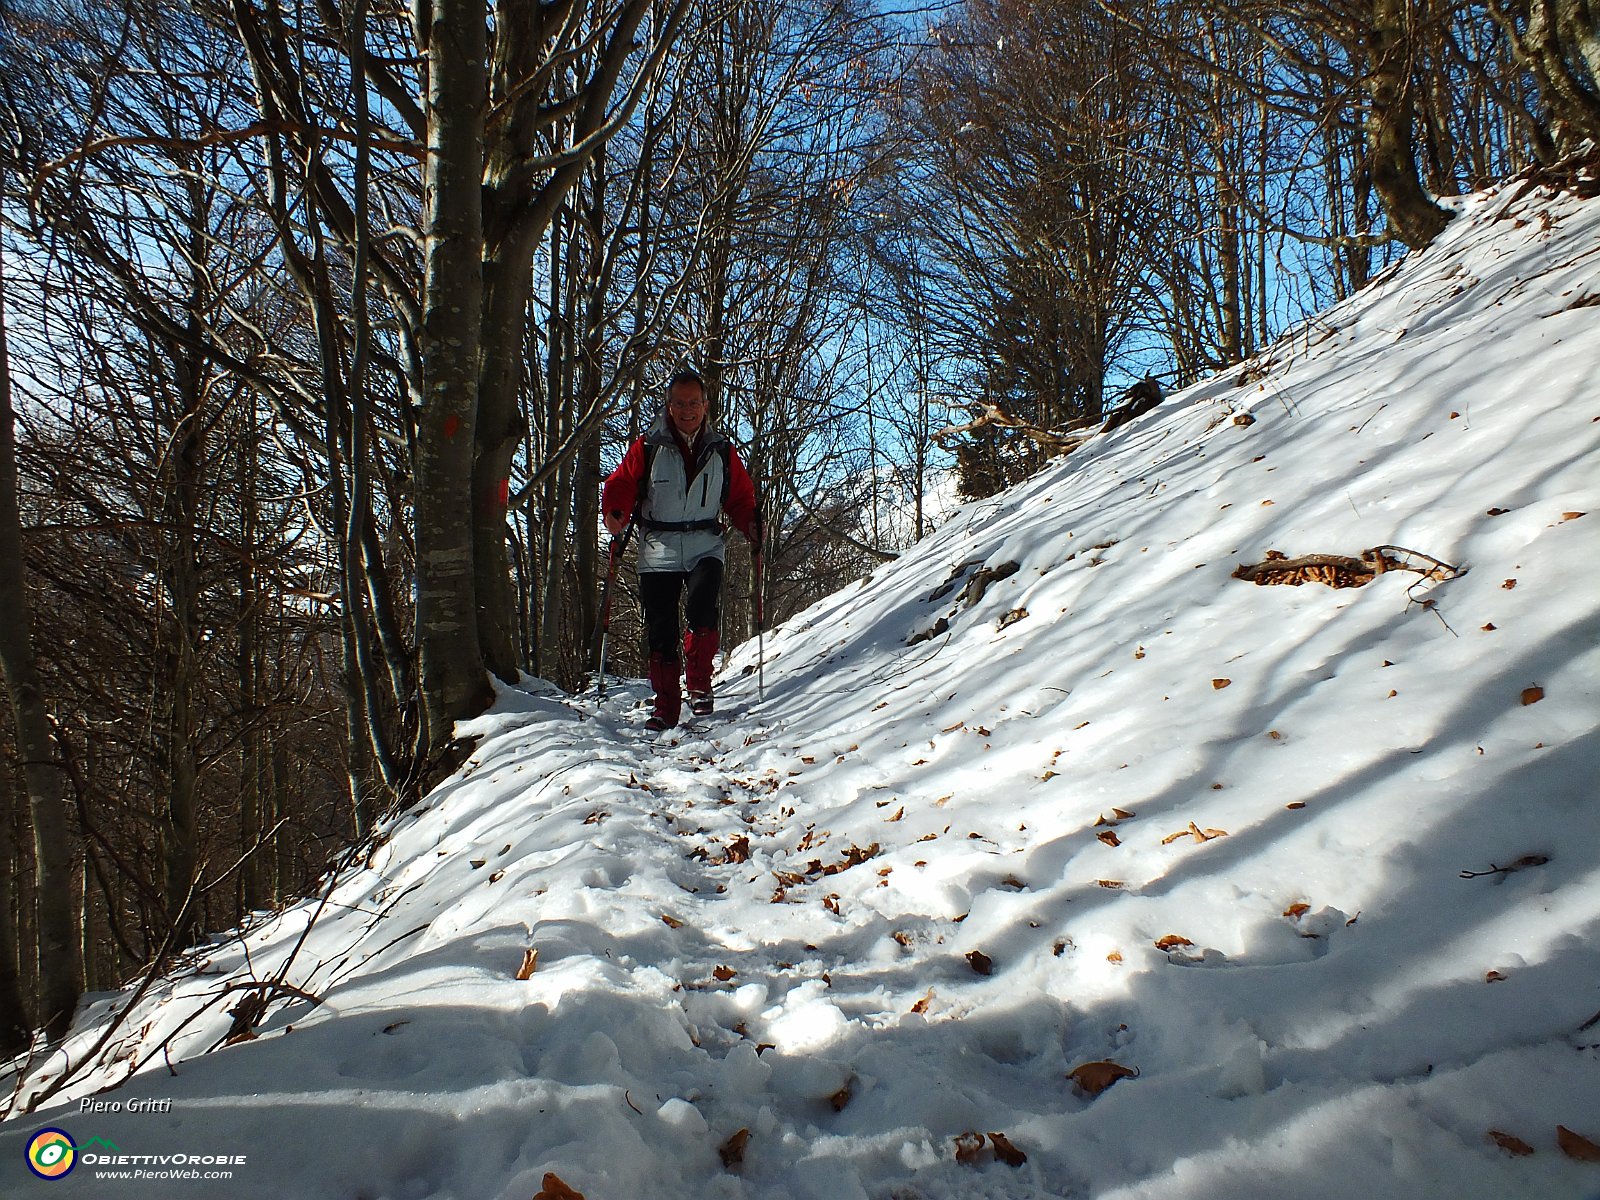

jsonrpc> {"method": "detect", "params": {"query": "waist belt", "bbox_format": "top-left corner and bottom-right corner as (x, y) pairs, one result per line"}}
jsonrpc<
(641, 518), (723, 533)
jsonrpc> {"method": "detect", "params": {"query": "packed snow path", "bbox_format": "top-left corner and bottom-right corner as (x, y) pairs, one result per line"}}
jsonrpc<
(3, 178), (1599, 1200)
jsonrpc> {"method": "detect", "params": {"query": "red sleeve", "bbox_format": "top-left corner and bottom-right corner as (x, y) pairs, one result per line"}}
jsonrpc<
(601, 438), (647, 523)
(724, 445), (758, 539)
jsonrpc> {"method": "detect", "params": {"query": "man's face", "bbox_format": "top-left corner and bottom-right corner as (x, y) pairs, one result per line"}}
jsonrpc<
(667, 381), (708, 437)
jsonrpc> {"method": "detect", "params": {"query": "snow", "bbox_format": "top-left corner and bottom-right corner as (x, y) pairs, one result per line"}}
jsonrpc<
(4, 180), (1599, 1199)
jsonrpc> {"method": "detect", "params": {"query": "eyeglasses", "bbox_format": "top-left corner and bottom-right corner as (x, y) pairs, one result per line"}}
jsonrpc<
(669, 396), (708, 409)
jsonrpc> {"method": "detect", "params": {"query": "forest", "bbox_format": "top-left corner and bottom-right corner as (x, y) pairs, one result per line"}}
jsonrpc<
(0, 0), (1595, 1054)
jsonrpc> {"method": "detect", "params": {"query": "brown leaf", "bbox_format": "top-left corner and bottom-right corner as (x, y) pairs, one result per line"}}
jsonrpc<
(1284, 903), (1311, 919)
(1502, 578), (1517, 589)
(724, 835), (751, 864)
(1162, 821), (1227, 845)
(1068, 1060), (1138, 1096)
(1558, 1125), (1600, 1162)
(988, 1132), (1028, 1167)
(719, 1127), (751, 1169)
(1106, 951), (1123, 963)
(1286, 801), (1307, 810)
(661, 914), (684, 929)
(1154, 934), (1194, 951)
(1520, 685), (1544, 706)
(1096, 879), (1123, 889)
(1485, 969), (1508, 983)
(829, 1080), (854, 1112)
(534, 1172), (586, 1200)
(1097, 830), (1122, 847)
(888, 806), (904, 821)
(967, 950), (994, 975)
(1212, 678), (1232, 690)
(1560, 511), (1585, 521)
(911, 989), (935, 1015)
(516, 948), (539, 980)
(712, 966), (737, 982)
(953, 1132), (987, 1165)
(1112, 807), (1136, 820)
(1488, 1130), (1534, 1157)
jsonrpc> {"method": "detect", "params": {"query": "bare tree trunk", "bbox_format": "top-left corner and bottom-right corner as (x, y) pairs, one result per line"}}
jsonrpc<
(0, 762), (30, 1052)
(1364, 0), (1454, 248)
(236, 398), (265, 913)
(0, 243), (81, 1044)
(415, 0), (492, 756)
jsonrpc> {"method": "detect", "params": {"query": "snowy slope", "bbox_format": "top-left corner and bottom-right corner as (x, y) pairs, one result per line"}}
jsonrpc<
(3, 178), (1598, 1200)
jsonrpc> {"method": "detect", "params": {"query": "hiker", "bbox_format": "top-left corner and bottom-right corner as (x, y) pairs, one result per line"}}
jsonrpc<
(602, 368), (760, 730)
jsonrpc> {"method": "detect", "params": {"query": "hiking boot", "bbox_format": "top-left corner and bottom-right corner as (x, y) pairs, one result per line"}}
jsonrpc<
(684, 629), (719, 716)
(647, 652), (682, 729)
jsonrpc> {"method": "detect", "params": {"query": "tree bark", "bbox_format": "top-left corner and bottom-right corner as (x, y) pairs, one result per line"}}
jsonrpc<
(415, 0), (492, 756)
(0, 763), (30, 1052)
(0, 243), (82, 1043)
(1363, 0), (1455, 248)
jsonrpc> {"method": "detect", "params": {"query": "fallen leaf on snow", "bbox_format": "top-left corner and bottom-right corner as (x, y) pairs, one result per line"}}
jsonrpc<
(911, 989), (935, 1014)
(1098, 830), (1122, 847)
(1154, 934), (1194, 951)
(1283, 903), (1310, 919)
(953, 1132), (987, 1165)
(1068, 1060), (1138, 1096)
(712, 966), (737, 982)
(1212, 678), (1232, 690)
(1112, 807), (1136, 820)
(534, 1173), (585, 1200)
(988, 1132), (1027, 1167)
(1520, 685), (1544, 705)
(719, 1128), (751, 1169)
(1558, 1125), (1600, 1162)
(830, 1081), (854, 1112)
(966, 950), (994, 975)
(1560, 511), (1584, 521)
(1485, 969), (1508, 983)
(661, 914), (685, 929)
(1162, 821), (1228, 845)
(516, 948), (539, 980)
(1488, 1130), (1534, 1157)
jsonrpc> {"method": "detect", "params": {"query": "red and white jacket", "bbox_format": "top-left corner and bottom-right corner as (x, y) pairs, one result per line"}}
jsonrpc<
(602, 411), (758, 573)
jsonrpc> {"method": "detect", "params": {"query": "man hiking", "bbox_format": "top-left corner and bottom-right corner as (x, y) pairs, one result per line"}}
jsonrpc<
(602, 368), (760, 731)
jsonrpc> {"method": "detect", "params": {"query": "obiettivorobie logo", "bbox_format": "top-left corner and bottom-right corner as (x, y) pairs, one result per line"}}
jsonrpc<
(26, 1129), (120, 1181)
(24, 1126), (244, 1182)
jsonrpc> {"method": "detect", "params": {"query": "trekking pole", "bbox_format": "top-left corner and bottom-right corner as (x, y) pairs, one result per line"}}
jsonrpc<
(595, 520), (636, 700)
(753, 530), (766, 703)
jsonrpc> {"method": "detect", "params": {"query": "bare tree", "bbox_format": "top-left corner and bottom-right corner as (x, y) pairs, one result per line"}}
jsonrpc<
(0, 238), (81, 1046)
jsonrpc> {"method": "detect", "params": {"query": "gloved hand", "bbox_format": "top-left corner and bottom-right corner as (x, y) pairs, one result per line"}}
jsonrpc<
(604, 510), (628, 536)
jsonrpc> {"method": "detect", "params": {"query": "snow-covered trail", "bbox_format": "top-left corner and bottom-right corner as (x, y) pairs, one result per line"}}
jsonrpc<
(3, 176), (1599, 1200)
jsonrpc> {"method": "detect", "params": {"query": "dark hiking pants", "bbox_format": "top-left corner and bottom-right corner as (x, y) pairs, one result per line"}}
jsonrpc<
(640, 558), (724, 658)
